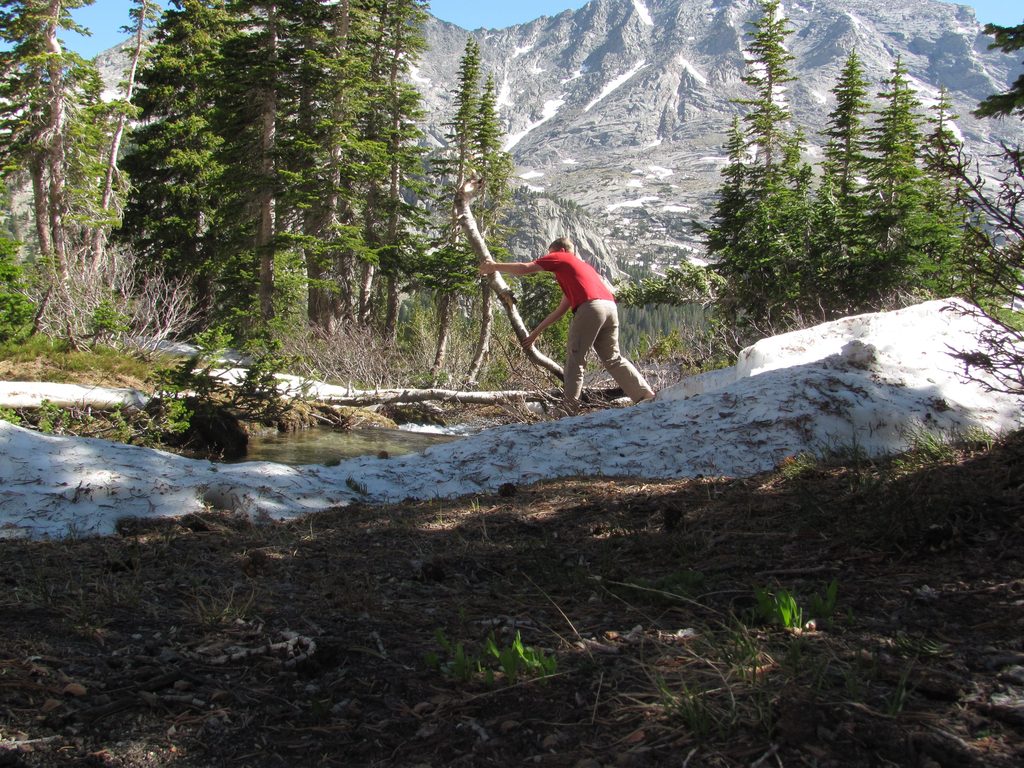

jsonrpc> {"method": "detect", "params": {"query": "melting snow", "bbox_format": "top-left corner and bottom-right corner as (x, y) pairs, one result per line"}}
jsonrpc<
(678, 57), (708, 86)
(519, 170), (545, 180)
(2, 300), (1020, 541)
(584, 61), (649, 112)
(607, 196), (660, 212)
(663, 204), (691, 213)
(504, 98), (566, 151)
(632, 0), (654, 26)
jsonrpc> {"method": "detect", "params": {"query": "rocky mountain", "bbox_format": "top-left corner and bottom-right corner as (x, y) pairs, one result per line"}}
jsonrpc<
(95, 0), (1023, 275)
(414, 0), (1024, 272)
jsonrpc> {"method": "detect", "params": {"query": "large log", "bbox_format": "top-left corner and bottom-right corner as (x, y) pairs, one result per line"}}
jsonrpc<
(0, 382), (150, 410)
(454, 179), (564, 383)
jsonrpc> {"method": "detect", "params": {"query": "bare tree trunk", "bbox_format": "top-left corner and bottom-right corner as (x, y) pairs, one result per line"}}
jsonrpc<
(312, 387), (555, 407)
(256, 3), (279, 324)
(384, 274), (400, 343)
(432, 291), (452, 380)
(92, 0), (152, 271)
(43, 0), (68, 276)
(465, 282), (492, 386)
(30, 160), (52, 258)
(358, 261), (375, 325)
(454, 180), (563, 382)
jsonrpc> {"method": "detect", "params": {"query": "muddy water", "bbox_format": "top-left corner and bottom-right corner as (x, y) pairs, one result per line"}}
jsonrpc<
(237, 426), (466, 466)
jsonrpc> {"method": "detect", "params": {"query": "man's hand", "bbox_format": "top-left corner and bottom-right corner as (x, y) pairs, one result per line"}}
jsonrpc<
(522, 330), (538, 349)
(478, 260), (496, 276)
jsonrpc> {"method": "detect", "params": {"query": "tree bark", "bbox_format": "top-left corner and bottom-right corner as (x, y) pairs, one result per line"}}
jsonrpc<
(454, 179), (563, 382)
(465, 281), (492, 386)
(257, 3), (279, 324)
(93, 0), (152, 271)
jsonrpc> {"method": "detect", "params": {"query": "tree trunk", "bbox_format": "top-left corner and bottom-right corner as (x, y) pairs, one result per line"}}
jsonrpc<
(454, 180), (563, 382)
(43, 0), (68, 276)
(465, 281), (492, 386)
(257, 3), (279, 324)
(432, 291), (452, 380)
(30, 160), (52, 258)
(92, 0), (152, 271)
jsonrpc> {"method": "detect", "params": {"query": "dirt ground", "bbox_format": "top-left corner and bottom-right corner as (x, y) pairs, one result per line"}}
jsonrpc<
(1, 429), (1022, 767)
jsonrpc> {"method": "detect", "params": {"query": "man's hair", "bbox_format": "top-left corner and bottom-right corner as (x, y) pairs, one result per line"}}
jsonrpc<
(548, 237), (574, 253)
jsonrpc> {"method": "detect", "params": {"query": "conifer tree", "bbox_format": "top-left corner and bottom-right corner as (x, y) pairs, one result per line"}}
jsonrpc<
(361, 0), (428, 335)
(812, 49), (872, 313)
(120, 0), (233, 317)
(425, 38), (484, 379)
(974, 22), (1024, 119)
(706, 0), (813, 332)
(464, 72), (513, 384)
(861, 56), (930, 305)
(0, 0), (104, 273)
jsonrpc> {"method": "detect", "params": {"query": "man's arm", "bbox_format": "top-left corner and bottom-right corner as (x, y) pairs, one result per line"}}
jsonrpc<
(479, 260), (544, 277)
(523, 296), (571, 349)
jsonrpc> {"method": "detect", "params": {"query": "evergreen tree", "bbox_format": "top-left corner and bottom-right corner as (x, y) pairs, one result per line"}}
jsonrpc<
(425, 38), (483, 379)
(706, 0), (813, 333)
(91, 0), (161, 270)
(975, 22), (1024, 119)
(464, 72), (513, 384)
(918, 88), (974, 297)
(812, 49), (872, 314)
(360, 0), (428, 335)
(0, 0), (105, 272)
(120, 0), (233, 317)
(861, 56), (930, 305)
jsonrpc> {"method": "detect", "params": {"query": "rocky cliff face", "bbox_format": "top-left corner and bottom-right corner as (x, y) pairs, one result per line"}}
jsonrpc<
(414, 0), (1023, 270)
(96, 0), (1023, 274)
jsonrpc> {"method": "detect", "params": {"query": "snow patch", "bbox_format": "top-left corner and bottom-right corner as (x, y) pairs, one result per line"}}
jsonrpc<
(648, 165), (674, 179)
(504, 98), (566, 151)
(4, 302), (1021, 541)
(606, 196), (660, 212)
(519, 170), (545, 180)
(409, 65), (431, 86)
(663, 205), (691, 213)
(678, 57), (708, 86)
(632, 0), (654, 26)
(584, 61), (649, 113)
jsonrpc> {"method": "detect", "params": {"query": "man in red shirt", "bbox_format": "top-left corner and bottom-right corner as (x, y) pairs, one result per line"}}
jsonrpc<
(479, 237), (655, 414)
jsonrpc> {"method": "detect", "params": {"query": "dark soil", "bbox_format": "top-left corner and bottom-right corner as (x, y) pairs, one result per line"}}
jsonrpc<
(1, 430), (1022, 767)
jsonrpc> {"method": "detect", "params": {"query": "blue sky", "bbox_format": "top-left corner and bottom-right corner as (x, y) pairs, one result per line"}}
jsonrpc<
(63, 0), (1022, 60)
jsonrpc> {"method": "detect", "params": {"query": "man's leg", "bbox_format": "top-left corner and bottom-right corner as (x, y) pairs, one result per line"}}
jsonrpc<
(563, 302), (604, 412)
(591, 301), (655, 403)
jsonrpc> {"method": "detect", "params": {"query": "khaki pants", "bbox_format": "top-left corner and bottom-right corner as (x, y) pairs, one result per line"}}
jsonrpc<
(564, 299), (654, 410)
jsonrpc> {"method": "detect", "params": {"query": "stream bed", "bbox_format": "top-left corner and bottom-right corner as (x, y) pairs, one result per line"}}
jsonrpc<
(237, 425), (469, 466)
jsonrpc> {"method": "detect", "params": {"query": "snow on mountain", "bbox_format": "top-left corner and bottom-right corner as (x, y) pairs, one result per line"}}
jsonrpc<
(414, 0), (1024, 267)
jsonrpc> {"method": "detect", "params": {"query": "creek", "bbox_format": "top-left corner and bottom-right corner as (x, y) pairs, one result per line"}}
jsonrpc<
(237, 425), (469, 466)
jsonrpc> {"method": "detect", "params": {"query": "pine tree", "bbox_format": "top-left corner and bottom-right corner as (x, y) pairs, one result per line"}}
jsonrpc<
(0, 0), (105, 273)
(706, 0), (813, 333)
(360, 0), (428, 335)
(464, 73), (513, 384)
(862, 56), (929, 305)
(425, 38), (484, 379)
(91, 0), (160, 270)
(974, 22), (1024, 119)
(812, 49), (872, 314)
(120, 0), (233, 317)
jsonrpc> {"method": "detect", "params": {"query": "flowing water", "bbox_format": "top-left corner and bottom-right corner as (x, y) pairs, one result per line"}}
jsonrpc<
(238, 426), (467, 466)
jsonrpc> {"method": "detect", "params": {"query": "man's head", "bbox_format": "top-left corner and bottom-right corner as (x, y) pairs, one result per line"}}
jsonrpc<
(548, 237), (574, 254)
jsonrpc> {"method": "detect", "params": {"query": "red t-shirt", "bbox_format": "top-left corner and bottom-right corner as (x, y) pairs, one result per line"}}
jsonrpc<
(534, 251), (615, 311)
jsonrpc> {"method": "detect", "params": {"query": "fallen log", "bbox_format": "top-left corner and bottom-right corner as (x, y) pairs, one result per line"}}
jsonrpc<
(315, 387), (556, 407)
(0, 381), (149, 410)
